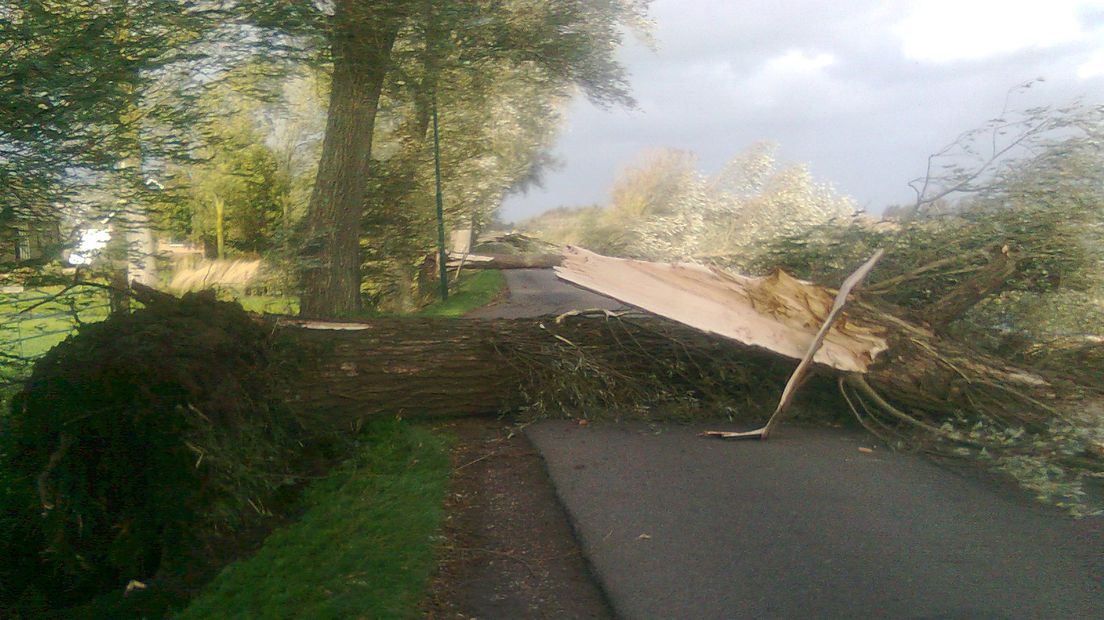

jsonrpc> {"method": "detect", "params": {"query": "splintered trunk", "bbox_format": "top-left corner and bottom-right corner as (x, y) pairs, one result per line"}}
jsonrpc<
(299, 2), (403, 318)
(277, 247), (1093, 455)
(275, 306), (1075, 430)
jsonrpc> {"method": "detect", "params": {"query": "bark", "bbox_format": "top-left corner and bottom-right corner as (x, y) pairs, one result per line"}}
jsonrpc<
(299, 2), (405, 318)
(924, 246), (1018, 332)
(275, 315), (796, 429)
(279, 318), (524, 424)
(273, 307), (1077, 437)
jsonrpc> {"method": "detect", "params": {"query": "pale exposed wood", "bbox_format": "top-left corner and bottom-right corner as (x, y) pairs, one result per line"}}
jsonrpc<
(704, 250), (884, 439)
(555, 246), (888, 373)
(447, 253), (562, 270)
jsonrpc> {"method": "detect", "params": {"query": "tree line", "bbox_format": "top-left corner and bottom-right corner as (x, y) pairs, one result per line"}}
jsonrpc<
(1, 0), (651, 315)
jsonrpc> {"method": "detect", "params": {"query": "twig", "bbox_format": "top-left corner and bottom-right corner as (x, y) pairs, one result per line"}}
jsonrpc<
(455, 450), (496, 471)
(846, 374), (955, 438)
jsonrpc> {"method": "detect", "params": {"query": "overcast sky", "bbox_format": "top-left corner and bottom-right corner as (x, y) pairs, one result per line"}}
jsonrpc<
(499, 0), (1104, 221)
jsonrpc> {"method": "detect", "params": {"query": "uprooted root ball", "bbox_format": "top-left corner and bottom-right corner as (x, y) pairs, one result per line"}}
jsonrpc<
(1, 290), (307, 607)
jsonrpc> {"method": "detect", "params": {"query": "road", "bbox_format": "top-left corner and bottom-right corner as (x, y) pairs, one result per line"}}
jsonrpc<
(483, 268), (1104, 619)
(467, 268), (626, 319)
(528, 422), (1103, 620)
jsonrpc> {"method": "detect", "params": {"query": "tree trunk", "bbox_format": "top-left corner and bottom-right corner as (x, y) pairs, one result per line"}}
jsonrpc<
(276, 314), (803, 430)
(273, 308), (1078, 436)
(924, 246), (1018, 332)
(299, 2), (404, 318)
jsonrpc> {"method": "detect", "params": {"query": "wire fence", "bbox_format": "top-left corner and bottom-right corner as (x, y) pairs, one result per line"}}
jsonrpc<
(1, 285), (111, 390)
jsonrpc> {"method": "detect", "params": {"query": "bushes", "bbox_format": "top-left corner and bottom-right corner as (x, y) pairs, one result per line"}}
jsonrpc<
(0, 290), (310, 608)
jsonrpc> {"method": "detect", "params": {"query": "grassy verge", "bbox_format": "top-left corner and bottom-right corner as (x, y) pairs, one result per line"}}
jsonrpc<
(230, 269), (505, 318)
(416, 269), (505, 318)
(177, 419), (451, 619)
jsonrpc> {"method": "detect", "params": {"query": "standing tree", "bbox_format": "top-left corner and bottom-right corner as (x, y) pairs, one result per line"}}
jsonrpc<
(284, 0), (650, 316)
(2, 0), (651, 313)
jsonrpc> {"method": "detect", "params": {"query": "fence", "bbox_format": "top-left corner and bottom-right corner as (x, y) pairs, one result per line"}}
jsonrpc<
(1, 286), (112, 389)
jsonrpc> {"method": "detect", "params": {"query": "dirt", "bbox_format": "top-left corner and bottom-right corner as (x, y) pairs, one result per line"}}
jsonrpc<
(423, 416), (611, 620)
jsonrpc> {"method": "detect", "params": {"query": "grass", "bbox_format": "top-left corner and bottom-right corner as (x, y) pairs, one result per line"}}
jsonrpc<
(0, 286), (111, 410)
(176, 419), (451, 619)
(226, 269), (504, 319)
(415, 269), (505, 318)
(235, 293), (300, 315)
(0, 286), (110, 359)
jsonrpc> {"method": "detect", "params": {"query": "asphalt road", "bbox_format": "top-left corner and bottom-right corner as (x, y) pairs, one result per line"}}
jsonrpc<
(466, 268), (626, 319)
(528, 422), (1104, 620)
(481, 267), (1104, 619)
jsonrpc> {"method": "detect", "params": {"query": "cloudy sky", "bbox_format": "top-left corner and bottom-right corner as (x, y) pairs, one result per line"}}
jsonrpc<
(499, 0), (1104, 221)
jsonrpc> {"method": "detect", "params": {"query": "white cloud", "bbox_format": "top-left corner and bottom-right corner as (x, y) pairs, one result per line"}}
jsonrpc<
(895, 0), (1101, 63)
(1077, 49), (1104, 77)
(737, 50), (844, 109)
(763, 49), (838, 75)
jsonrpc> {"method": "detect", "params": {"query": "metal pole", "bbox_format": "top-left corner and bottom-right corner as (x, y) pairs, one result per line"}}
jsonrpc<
(432, 95), (449, 301)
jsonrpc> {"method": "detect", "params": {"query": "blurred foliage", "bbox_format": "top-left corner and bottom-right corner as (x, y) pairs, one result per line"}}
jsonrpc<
(0, 0), (213, 227)
(356, 0), (652, 310)
(516, 204), (631, 254)
(3, 0), (653, 314)
(155, 66), (299, 258)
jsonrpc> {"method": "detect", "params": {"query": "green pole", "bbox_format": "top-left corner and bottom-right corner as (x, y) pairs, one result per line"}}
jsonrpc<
(432, 95), (448, 301)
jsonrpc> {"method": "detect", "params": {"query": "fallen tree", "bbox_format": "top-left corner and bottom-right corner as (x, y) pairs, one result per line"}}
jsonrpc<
(6, 250), (1102, 606)
(285, 248), (1095, 449)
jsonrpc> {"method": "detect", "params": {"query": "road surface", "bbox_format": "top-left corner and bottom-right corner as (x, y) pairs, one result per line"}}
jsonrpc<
(482, 267), (1104, 619)
(467, 268), (626, 319)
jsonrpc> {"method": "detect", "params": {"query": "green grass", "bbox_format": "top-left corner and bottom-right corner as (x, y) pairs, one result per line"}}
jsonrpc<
(176, 419), (451, 620)
(235, 293), (300, 315)
(1, 286), (111, 403)
(416, 269), (505, 317)
(228, 269), (504, 319)
(0, 286), (110, 359)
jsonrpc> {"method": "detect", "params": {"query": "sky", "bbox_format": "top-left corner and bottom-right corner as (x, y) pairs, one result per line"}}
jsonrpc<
(499, 0), (1104, 221)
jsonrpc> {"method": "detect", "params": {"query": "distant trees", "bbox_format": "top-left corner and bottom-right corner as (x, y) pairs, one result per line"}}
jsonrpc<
(525, 143), (855, 263)
(155, 66), (323, 260)
(626, 143), (855, 262)
(1, 0), (651, 315)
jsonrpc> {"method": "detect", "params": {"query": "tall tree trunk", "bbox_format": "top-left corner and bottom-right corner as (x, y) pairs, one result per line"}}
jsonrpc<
(299, 2), (403, 318)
